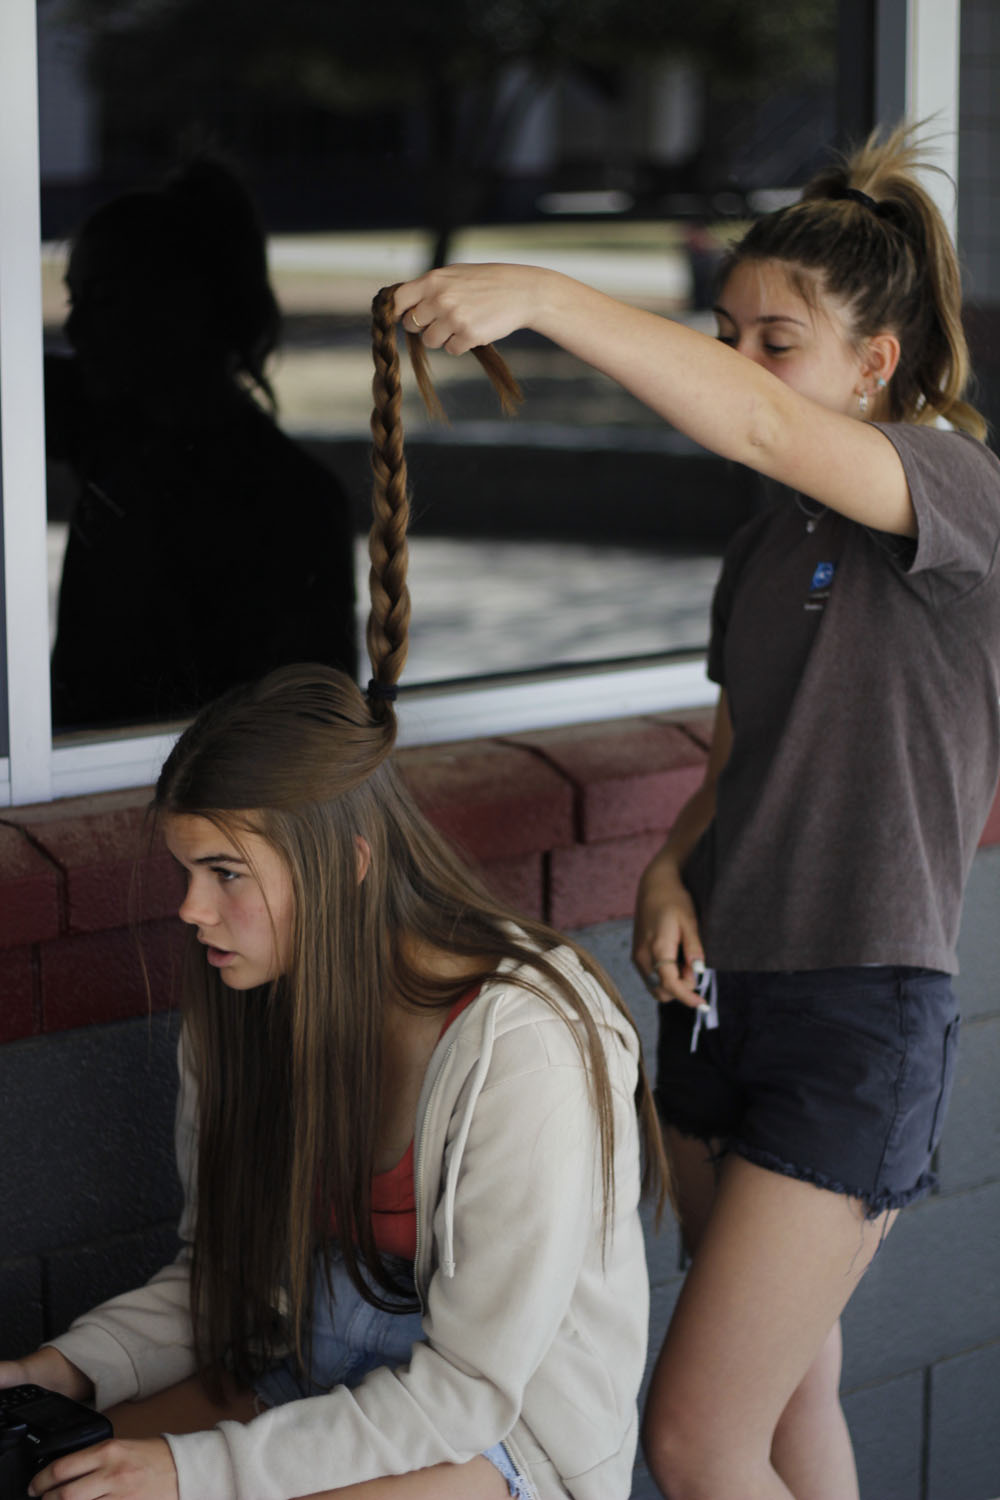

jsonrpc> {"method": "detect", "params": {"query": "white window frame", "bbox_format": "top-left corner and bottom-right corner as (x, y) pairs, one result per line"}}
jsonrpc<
(0, 0), (959, 806)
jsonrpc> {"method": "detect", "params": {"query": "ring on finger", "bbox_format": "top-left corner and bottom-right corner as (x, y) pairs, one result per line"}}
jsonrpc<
(645, 959), (677, 990)
(409, 311), (424, 331)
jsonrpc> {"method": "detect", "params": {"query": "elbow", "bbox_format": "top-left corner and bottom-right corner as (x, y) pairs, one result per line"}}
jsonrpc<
(741, 395), (784, 471)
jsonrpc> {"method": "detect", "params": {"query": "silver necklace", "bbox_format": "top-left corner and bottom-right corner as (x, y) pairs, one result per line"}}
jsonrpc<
(795, 494), (827, 533)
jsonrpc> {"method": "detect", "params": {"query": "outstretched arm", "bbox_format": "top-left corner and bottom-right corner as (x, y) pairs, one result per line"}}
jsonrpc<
(393, 265), (914, 536)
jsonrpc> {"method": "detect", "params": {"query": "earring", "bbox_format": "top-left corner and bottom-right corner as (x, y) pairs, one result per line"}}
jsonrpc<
(875, 375), (887, 390)
(858, 389), (869, 416)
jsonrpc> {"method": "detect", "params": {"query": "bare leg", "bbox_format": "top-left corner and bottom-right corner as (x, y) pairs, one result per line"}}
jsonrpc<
(104, 1370), (257, 1437)
(770, 1321), (859, 1500)
(643, 1146), (892, 1500)
(105, 1375), (507, 1499)
(656, 1129), (866, 1497)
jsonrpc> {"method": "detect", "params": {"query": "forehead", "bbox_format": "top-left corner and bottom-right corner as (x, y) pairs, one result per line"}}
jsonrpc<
(718, 259), (816, 316)
(163, 812), (254, 861)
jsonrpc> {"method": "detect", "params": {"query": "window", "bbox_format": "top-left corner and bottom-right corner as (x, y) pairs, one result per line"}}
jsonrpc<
(0, 0), (963, 804)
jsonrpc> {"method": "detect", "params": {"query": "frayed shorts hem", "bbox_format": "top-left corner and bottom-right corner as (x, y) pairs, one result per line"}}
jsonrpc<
(728, 1139), (937, 1218)
(657, 1110), (937, 1219)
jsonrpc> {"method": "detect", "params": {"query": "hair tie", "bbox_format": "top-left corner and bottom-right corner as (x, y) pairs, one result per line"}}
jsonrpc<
(366, 678), (398, 703)
(839, 186), (881, 214)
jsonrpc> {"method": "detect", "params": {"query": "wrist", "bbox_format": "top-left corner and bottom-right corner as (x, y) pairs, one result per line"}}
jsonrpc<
(31, 1347), (94, 1403)
(530, 267), (587, 341)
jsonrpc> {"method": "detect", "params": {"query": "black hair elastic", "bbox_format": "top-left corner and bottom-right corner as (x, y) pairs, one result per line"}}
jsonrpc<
(839, 186), (881, 214)
(366, 678), (398, 702)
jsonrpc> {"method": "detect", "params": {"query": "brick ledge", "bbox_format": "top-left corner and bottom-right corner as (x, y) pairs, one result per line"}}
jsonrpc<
(1, 714), (998, 1041)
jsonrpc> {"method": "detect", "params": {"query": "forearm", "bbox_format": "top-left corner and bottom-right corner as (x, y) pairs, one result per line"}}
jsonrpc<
(648, 779), (717, 883)
(396, 263), (914, 532)
(531, 270), (782, 465)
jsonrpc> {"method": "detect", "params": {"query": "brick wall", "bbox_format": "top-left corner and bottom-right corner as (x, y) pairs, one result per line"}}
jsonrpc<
(1, 716), (999, 1498)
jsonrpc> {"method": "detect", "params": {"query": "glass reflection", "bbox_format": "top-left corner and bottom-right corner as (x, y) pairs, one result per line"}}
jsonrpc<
(38, 0), (837, 731)
(46, 159), (356, 731)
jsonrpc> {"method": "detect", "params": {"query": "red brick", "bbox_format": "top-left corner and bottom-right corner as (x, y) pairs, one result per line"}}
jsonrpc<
(477, 853), (544, 920)
(506, 718), (705, 843)
(399, 740), (573, 862)
(0, 945), (36, 1041)
(979, 784), (1000, 848)
(550, 830), (668, 930)
(39, 919), (185, 1032)
(669, 710), (717, 752)
(0, 823), (61, 949)
(8, 790), (183, 933)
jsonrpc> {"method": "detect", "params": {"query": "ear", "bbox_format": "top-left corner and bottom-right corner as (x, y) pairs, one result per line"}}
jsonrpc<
(354, 835), (372, 885)
(860, 330), (901, 387)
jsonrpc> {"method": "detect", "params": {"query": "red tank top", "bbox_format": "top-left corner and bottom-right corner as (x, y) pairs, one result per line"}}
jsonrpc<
(332, 984), (480, 1262)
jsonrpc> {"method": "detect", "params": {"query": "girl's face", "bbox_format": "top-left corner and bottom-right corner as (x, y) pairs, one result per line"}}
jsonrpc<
(165, 813), (294, 989)
(714, 258), (869, 416)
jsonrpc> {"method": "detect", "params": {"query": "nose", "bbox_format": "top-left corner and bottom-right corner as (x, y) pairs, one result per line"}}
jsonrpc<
(734, 334), (766, 366)
(178, 875), (217, 929)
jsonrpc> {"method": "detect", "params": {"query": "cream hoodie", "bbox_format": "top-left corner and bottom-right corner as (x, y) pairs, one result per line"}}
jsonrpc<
(50, 944), (650, 1500)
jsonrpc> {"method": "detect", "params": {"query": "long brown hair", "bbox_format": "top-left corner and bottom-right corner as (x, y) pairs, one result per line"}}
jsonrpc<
(154, 290), (666, 1385)
(724, 122), (985, 438)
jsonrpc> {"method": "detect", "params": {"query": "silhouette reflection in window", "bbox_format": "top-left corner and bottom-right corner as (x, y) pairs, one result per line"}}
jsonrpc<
(47, 157), (357, 732)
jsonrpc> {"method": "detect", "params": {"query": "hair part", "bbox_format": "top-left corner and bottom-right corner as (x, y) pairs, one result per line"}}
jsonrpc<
(722, 122), (985, 438)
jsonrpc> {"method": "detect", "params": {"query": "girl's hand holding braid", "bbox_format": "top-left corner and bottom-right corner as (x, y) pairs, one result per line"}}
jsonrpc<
(394, 264), (554, 355)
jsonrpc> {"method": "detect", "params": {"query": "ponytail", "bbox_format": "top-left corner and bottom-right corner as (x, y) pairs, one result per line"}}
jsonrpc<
(727, 123), (986, 438)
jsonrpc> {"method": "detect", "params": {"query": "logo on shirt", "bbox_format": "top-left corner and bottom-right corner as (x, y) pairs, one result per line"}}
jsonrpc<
(804, 561), (836, 612)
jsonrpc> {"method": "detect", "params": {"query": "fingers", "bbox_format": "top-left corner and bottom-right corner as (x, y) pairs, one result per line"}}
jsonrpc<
(633, 875), (708, 1009)
(391, 263), (540, 356)
(30, 1440), (112, 1499)
(644, 956), (709, 1010)
(30, 1438), (178, 1500)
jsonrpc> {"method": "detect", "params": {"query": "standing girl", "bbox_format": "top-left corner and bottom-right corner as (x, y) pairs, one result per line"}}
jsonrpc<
(390, 125), (1000, 1498)
(1, 294), (663, 1500)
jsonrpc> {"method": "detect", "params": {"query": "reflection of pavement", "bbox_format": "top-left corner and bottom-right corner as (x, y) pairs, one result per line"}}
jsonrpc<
(47, 524), (718, 687)
(358, 537), (717, 684)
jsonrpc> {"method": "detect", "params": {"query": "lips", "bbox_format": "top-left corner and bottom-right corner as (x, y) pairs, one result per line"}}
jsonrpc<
(203, 944), (237, 967)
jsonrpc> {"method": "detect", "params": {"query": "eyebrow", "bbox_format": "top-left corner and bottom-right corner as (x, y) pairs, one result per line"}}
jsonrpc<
(168, 851), (248, 868)
(713, 305), (808, 329)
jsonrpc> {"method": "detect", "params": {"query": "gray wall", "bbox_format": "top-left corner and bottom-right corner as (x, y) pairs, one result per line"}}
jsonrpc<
(2, 850), (999, 1498)
(959, 0), (1000, 305)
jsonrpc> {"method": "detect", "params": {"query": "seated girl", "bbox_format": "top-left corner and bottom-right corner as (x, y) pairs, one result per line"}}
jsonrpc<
(2, 293), (664, 1500)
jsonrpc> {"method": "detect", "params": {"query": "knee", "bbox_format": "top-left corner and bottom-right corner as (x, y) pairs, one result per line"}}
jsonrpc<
(640, 1404), (727, 1500)
(641, 1401), (774, 1500)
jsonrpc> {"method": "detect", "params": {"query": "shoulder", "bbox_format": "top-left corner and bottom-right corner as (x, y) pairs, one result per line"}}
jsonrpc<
(471, 941), (641, 1085)
(872, 423), (1000, 583)
(873, 422), (1000, 496)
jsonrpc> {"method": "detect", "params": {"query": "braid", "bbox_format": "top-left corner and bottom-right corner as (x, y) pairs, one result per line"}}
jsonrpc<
(366, 284), (524, 707)
(368, 286), (413, 704)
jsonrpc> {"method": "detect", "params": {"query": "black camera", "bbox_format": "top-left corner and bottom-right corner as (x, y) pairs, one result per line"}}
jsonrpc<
(0, 1385), (112, 1500)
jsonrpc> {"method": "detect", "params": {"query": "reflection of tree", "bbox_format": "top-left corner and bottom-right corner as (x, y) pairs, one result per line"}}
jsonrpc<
(63, 0), (834, 262)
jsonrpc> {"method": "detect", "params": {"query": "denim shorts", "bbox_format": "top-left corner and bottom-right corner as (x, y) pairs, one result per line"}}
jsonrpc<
(655, 966), (960, 1216)
(254, 1250), (531, 1498)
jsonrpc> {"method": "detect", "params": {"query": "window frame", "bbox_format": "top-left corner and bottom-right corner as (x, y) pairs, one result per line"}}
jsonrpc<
(0, 0), (960, 807)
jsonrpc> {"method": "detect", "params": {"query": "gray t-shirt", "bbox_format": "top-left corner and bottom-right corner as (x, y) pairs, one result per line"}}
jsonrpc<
(687, 423), (1000, 973)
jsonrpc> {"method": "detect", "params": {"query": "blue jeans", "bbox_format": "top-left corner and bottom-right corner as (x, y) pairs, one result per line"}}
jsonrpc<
(254, 1249), (530, 1497)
